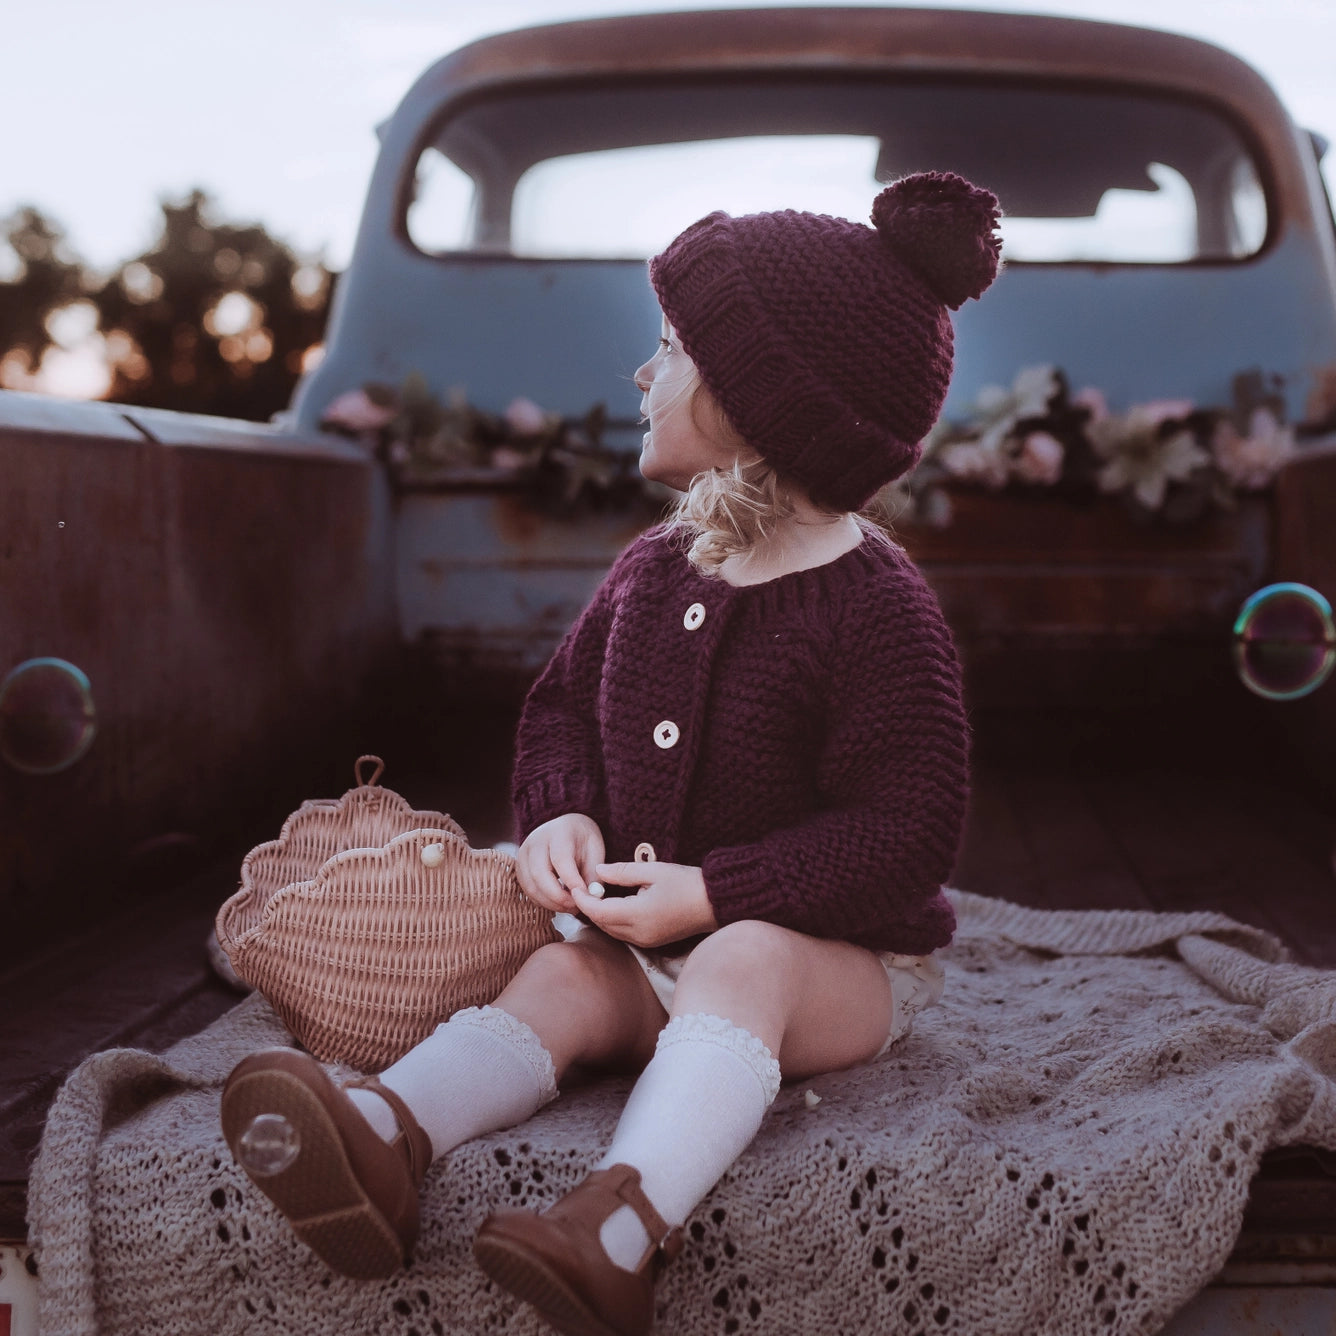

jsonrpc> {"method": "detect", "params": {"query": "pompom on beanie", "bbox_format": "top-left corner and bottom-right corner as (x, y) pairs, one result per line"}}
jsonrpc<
(648, 172), (1002, 511)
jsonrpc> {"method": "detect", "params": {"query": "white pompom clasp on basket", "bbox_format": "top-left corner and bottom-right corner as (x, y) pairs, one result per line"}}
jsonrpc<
(214, 755), (559, 1071)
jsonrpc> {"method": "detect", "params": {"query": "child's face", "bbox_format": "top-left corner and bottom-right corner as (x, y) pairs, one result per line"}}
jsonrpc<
(634, 316), (744, 490)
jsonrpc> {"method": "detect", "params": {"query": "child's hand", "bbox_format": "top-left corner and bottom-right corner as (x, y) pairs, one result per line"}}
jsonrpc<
(569, 861), (719, 948)
(516, 813), (606, 913)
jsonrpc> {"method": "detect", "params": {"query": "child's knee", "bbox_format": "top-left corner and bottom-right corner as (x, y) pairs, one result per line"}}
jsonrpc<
(509, 939), (612, 999)
(679, 919), (797, 986)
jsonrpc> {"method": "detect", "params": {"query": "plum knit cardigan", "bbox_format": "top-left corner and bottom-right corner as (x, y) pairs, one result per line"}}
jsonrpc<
(510, 525), (968, 955)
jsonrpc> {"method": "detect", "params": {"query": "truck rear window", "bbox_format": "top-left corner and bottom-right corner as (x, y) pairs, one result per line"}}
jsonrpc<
(407, 78), (1268, 265)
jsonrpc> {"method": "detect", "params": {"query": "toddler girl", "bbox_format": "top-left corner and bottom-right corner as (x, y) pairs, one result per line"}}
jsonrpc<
(221, 170), (1000, 1336)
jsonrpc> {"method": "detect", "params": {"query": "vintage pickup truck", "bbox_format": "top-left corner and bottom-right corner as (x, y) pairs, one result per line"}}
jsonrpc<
(3, 6), (1336, 1333)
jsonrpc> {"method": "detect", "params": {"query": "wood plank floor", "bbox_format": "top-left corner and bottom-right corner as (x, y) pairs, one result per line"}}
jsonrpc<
(954, 708), (1336, 966)
(3, 702), (1333, 1240)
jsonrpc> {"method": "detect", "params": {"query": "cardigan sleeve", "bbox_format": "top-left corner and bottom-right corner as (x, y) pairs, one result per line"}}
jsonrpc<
(699, 569), (967, 953)
(511, 582), (615, 839)
(510, 532), (654, 839)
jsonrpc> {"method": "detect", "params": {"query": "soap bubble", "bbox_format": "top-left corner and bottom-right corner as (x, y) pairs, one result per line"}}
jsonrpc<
(0, 658), (98, 774)
(237, 1113), (301, 1177)
(1233, 583), (1335, 701)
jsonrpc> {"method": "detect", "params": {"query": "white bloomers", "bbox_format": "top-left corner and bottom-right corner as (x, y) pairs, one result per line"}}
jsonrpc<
(554, 914), (944, 1058)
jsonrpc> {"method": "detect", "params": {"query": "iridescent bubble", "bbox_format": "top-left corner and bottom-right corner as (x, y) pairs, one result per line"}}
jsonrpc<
(1233, 583), (1336, 701)
(0, 658), (98, 774)
(237, 1113), (301, 1177)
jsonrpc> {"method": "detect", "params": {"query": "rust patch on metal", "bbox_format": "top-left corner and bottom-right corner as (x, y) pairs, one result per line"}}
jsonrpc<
(491, 491), (545, 546)
(1303, 362), (1336, 426)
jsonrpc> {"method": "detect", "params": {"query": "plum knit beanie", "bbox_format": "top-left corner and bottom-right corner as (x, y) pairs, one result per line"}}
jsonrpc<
(648, 172), (1002, 511)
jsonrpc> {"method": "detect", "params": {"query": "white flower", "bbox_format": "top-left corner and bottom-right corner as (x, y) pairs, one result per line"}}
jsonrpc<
(1011, 364), (1059, 418)
(1212, 407), (1296, 490)
(1089, 401), (1192, 459)
(1097, 426), (1208, 510)
(973, 382), (1012, 417)
(1087, 396), (1204, 510)
(1014, 431), (1065, 485)
(970, 365), (1057, 428)
(940, 435), (1011, 489)
(1135, 399), (1195, 431)
(937, 366), (1059, 489)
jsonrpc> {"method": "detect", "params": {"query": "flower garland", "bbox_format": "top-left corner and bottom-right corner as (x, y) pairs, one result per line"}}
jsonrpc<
(884, 367), (1298, 527)
(322, 368), (1301, 527)
(319, 375), (671, 518)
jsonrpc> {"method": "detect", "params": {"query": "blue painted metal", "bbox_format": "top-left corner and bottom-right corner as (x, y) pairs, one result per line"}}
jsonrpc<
(294, 9), (1336, 434)
(299, 256), (659, 429)
(297, 233), (1336, 435)
(951, 235), (1336, 422)
(395, 489), (647, 674)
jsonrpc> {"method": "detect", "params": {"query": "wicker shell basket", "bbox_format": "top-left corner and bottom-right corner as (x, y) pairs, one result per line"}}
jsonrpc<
(215, 756), (560, 1071)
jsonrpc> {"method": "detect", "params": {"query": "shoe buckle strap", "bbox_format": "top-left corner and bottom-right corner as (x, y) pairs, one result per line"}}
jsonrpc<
(611, 1168), (684, 1272)
(344, 1075), (432, 1184)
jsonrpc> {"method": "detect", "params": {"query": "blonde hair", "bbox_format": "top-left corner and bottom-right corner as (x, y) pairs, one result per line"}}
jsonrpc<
(663, 456), (796, 574)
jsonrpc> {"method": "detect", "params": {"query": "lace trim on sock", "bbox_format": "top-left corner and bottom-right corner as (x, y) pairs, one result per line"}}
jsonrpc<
(657, 1012), (782, 1105)
(448, 1005), (559, 1105)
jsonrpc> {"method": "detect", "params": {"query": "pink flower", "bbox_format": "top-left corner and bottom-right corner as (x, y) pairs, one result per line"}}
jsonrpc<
(1211, 407), (1295, 489)
(1014, 431), (1064, 485)
(504, 396), (549, 436)
(1072, 386), (1108, 423)
(321, 388), (396, 432)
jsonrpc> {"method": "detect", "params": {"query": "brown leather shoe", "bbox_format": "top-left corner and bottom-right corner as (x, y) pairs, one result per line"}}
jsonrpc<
(220, 1048), (432, 1280)
(473, 1164), (682, 1336)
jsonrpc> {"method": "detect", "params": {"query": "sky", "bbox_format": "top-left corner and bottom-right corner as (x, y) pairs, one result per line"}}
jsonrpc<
(5, 0), (1335, 275)
(3, 0), (1335, 393)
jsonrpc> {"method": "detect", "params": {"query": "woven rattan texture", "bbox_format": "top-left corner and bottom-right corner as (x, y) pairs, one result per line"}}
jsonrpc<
(215, 759), (559, 1071)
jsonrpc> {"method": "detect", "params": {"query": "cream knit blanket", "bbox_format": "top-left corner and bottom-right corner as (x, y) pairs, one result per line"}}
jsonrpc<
(28, 891), (1336, 1336)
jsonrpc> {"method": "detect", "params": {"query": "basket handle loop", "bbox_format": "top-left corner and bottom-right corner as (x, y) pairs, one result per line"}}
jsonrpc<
(355, 755), (385, 788)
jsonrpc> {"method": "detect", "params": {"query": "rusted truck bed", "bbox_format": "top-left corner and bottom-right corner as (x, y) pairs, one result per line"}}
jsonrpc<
(4, 700), (1333, 1248)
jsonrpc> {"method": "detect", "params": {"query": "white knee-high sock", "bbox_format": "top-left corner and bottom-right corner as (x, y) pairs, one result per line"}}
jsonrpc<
(594, 1013), (782, 1272)
(346, 1005), (558, 1161)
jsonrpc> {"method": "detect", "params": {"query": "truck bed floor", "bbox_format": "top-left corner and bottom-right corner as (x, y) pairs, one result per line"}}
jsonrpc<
(3, 703), (1333, 1241)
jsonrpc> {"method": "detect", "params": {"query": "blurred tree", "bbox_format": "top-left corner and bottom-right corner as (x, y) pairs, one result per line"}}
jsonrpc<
(93, 189), (335, 421)
(0, 207), (89, 381)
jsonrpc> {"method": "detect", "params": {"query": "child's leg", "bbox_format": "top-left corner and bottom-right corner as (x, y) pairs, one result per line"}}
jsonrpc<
(668, 919), (894, 1080)
(223, 934), (665, 1282)
(349, 932), (666, 1160)
(472, 922), (892, 1333)
(594, 920), (893, 1268)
